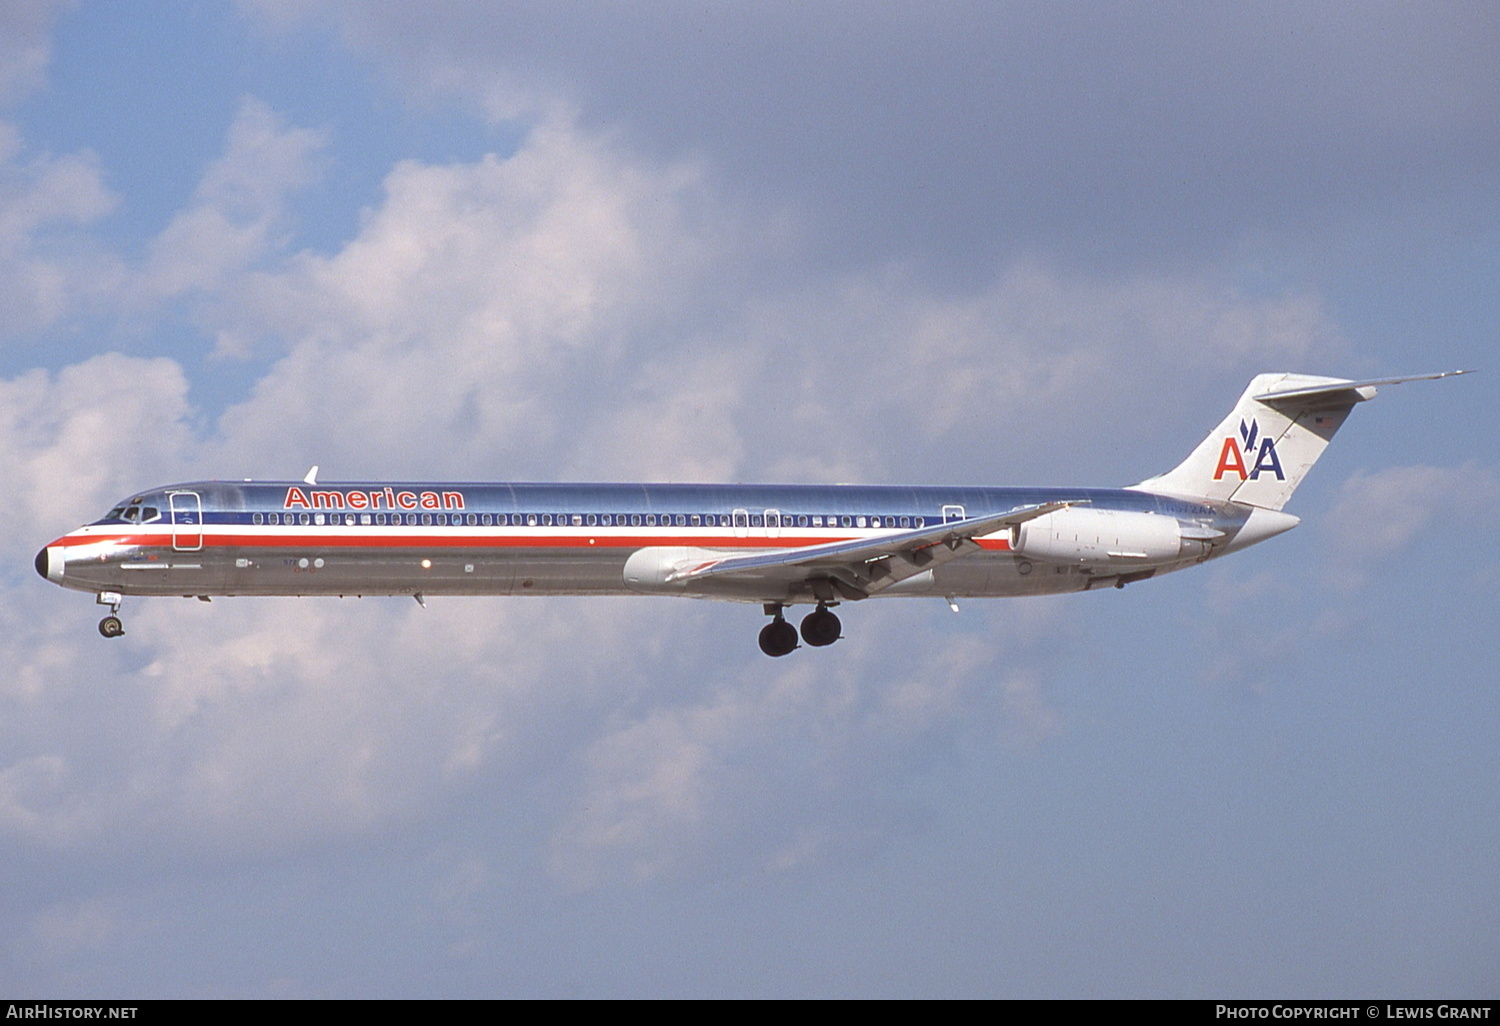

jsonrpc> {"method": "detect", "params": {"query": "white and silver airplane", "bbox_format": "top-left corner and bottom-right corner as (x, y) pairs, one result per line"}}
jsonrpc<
(36, 371), (1466, 655)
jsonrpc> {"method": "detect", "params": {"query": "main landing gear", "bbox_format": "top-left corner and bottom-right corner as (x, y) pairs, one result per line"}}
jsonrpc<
(96, 592), (124, 638)
(758, 603), (843, 657)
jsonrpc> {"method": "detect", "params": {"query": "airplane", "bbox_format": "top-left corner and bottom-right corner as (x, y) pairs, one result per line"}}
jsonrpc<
(35, 371), (1468, 656)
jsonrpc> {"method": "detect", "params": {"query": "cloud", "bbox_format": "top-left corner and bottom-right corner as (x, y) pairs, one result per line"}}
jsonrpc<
(209, 115), (713, 478)
(0, 353), (195, 562)
(0, 120), (120, 336)
(1322, 463), (1500, 590)
(0, 0), (71, 102)
(142, 97), (328, 303)
(248, 1), (1500, 277)
(547, 607), (1065, 889)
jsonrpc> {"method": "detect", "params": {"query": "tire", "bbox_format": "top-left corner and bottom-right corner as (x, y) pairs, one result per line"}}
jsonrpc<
(800, 608), (842, 647)
(758, 619), (798, 657)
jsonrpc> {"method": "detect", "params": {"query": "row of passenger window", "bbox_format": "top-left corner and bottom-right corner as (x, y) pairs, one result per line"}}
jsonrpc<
(251, 511), (931, 529)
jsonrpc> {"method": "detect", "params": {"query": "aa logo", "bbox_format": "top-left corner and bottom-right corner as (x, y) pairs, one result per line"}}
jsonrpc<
(1213, 418), (1285, 481)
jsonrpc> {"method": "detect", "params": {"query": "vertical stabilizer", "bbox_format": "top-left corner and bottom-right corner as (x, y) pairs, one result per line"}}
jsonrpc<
(1130, 373), (1369, 510)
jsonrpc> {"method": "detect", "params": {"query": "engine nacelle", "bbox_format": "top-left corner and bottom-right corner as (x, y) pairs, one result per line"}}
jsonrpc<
(1012, 507), (1208, 566)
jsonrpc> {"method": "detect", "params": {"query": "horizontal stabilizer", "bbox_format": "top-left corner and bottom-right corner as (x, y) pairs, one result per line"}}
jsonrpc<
(1255, 370), (1470, 404)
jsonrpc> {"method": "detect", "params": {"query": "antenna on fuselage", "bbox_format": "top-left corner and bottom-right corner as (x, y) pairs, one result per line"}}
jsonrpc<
(304, 465), (319, 485)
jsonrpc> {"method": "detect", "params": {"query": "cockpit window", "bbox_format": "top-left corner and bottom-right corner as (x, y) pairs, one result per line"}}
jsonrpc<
(116, 504), (161, 524)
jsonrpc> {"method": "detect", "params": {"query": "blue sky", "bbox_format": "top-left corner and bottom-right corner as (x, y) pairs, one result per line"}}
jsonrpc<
(1, 0), (1496, 997)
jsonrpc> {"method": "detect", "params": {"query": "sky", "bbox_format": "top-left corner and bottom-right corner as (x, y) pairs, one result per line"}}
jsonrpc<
(1, 0), (1497, 998)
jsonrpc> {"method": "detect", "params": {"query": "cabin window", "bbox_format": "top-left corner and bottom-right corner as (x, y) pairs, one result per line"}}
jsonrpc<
(572, 514), (583, 527)
(841, 516), (852, 528)
(480, 514), (490, 526)
(267, 513), (278, 525)
(314, 513), (325, 526)
(361, 514), (371, 526)
(900, 516), (910, 528)
(422, 514), (432, 526)
(631, 514), (642, 526)
(751, 514), (763, 527)
(914, 516), (925, 528)
(253, 513), (263, 525)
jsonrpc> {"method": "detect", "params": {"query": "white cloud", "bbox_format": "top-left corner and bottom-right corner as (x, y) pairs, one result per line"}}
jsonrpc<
(1323, 463), (1500, 590)
(0, 353), (195, 561)
(547, 603), (1065, 889)
(142, 97), (328, 302)
(209, 115), (711, 478)
(243, 1), (1500, 286)
(0, 120), (120, 335)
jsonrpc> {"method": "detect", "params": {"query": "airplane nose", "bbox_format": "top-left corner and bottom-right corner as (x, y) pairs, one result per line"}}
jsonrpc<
(35, 546), (48, 580)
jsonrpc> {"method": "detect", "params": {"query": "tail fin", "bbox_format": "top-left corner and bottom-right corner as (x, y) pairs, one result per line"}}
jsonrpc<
(1130, 371), (1469, 510)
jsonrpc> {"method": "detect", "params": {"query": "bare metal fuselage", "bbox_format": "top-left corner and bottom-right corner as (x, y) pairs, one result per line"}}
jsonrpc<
(38, 480), (1262, 606)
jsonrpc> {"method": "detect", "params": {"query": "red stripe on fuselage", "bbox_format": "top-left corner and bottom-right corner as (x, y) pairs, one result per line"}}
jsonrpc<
(49, 529), (1014, 552)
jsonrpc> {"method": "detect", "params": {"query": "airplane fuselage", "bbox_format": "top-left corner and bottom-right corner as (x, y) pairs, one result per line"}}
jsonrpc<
(36, 479), (1261, 604)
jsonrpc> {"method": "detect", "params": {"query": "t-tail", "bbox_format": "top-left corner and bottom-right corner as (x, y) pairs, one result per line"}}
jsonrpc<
(1130, 371), (1470, 510)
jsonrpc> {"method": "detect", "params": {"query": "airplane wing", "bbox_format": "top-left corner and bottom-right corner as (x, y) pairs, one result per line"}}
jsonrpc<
(667, 501), (1079, 600)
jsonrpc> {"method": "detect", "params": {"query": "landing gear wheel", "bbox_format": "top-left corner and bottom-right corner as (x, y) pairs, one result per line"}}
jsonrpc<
(800, 607), (842, 647)
(758, 619), (798, 657)
(98, 615), (124, 638)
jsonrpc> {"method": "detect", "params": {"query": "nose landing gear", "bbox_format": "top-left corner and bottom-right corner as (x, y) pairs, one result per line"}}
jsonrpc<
(96, 592), (124, 638)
